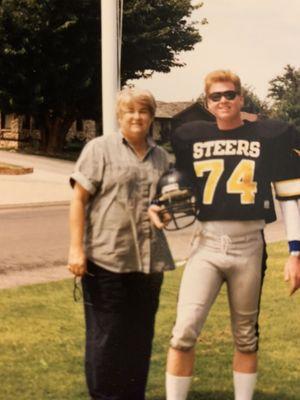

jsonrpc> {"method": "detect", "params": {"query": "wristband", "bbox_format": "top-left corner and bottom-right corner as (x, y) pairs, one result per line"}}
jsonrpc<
(288, 240), (300, 252)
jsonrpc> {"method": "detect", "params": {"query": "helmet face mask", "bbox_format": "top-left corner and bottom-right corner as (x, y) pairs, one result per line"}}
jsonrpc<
(153, 168), (198, 231)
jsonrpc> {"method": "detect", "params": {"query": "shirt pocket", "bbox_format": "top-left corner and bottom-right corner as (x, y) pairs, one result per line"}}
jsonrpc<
(114, 164), (141, 204)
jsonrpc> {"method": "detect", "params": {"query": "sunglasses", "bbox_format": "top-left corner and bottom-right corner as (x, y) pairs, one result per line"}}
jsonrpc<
(73, 272), (95, 305)
(208, 90), (239, 102)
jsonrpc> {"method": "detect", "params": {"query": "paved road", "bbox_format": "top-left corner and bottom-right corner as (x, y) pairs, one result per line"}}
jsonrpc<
(0, 205), (69, 272)
(0, 150), (286, 289)
(0, 204), (285, 274)
(0, 204), (190, 272)
(165, 216), (286, 261)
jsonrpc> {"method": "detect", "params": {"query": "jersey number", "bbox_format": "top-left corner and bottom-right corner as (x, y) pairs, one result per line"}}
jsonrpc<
(193, 159), (257, 205)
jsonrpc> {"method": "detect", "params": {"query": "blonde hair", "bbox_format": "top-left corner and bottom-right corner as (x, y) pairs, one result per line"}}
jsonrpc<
(204, 70), (242, 95)
(116, 87), (156, 119)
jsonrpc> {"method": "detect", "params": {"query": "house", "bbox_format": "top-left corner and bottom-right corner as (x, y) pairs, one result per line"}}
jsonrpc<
(152, 102), (259, 143)
(152, 101), (215, 142)
(0, 103), (258, 150)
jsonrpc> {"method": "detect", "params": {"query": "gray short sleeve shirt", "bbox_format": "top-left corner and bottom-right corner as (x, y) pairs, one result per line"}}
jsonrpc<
(70, 132), (175, 274)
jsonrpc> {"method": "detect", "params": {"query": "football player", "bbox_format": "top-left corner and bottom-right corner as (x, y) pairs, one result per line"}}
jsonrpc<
(149, 70), (300, 400)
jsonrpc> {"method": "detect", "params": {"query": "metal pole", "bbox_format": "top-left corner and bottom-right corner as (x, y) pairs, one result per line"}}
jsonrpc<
(101, 0), (120, 135)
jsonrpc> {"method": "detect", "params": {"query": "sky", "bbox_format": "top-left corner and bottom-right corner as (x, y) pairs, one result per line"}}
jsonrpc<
(130, 0), (300, 103)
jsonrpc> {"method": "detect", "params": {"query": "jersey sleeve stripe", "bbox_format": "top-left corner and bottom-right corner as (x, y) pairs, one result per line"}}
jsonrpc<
(274, 178), (300, 199)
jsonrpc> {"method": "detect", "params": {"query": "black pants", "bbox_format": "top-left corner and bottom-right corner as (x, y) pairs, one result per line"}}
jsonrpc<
(82, 260), (163, 400)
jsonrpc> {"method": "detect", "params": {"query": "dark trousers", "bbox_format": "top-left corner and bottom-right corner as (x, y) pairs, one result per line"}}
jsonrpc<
(82, 260), (163, 400)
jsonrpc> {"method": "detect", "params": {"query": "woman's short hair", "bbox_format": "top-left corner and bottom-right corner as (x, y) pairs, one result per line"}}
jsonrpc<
(116, 87), (157, 118)
(204, 70), (242, 95)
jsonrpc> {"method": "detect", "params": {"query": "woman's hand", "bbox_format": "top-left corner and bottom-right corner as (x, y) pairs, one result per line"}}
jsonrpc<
(148, 204), (171, 230)
(68, 247), (87, 277)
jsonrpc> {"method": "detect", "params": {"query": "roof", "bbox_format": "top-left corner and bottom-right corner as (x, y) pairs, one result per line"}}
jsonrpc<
(155, 101), (194, 118)
(155, 101), (258, 121)
(241, 111), (258, 122)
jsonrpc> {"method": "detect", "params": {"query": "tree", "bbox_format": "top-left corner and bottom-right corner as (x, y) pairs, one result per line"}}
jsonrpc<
(0, 0), (204, 153)
(268, 65), (300, 129)
(242, 85), (270, 117)
(121, 0), (205, 82)
(0, 0), (100, 153)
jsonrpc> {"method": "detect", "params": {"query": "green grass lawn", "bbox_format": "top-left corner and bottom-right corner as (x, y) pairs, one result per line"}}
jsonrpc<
(0, 242), (299, 400)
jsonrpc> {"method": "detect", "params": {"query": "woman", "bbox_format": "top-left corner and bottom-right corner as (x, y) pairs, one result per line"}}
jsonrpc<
(67, 87), (174, 400)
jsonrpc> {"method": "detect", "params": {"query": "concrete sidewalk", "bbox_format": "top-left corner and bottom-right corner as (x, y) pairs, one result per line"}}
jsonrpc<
(0, 150), (74, 208)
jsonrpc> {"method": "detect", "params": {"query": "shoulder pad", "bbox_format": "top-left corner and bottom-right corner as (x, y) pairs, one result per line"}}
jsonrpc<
(173, 120), (216, 142)
(254, 119), (290, 139)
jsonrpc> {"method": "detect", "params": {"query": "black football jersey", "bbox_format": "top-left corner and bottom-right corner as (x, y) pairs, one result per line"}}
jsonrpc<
(172, 120), (300, 223)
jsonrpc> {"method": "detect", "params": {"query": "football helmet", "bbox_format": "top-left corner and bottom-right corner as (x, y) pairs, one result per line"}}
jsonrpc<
(153, 167), (198, 230)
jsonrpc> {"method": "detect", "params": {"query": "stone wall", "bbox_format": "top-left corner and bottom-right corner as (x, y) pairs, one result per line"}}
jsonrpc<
(0, 114), (31, 149)
(66, 120), (97, 142)
(0, 113), (97, 149)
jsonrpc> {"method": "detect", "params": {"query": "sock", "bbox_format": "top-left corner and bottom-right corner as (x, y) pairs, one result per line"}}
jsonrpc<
(233, 371), (257, 400)
(166, 372), (192, 400)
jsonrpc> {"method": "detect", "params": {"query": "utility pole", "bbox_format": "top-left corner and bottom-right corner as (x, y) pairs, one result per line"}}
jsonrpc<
(100, 0), (121, 135)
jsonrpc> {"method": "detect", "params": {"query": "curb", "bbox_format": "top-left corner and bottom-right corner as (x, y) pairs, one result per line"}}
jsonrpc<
(0, 166), (34, 175)
(0, 200), (70, 211)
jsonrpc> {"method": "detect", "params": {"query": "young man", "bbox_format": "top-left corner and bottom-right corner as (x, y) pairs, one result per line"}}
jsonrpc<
(149, 70), (300, 400)
(68, 88), (174, 400)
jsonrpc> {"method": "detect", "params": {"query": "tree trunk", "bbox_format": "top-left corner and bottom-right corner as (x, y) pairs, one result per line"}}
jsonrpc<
(40, 113), (75, 154)
(37, 115), (49, 152)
